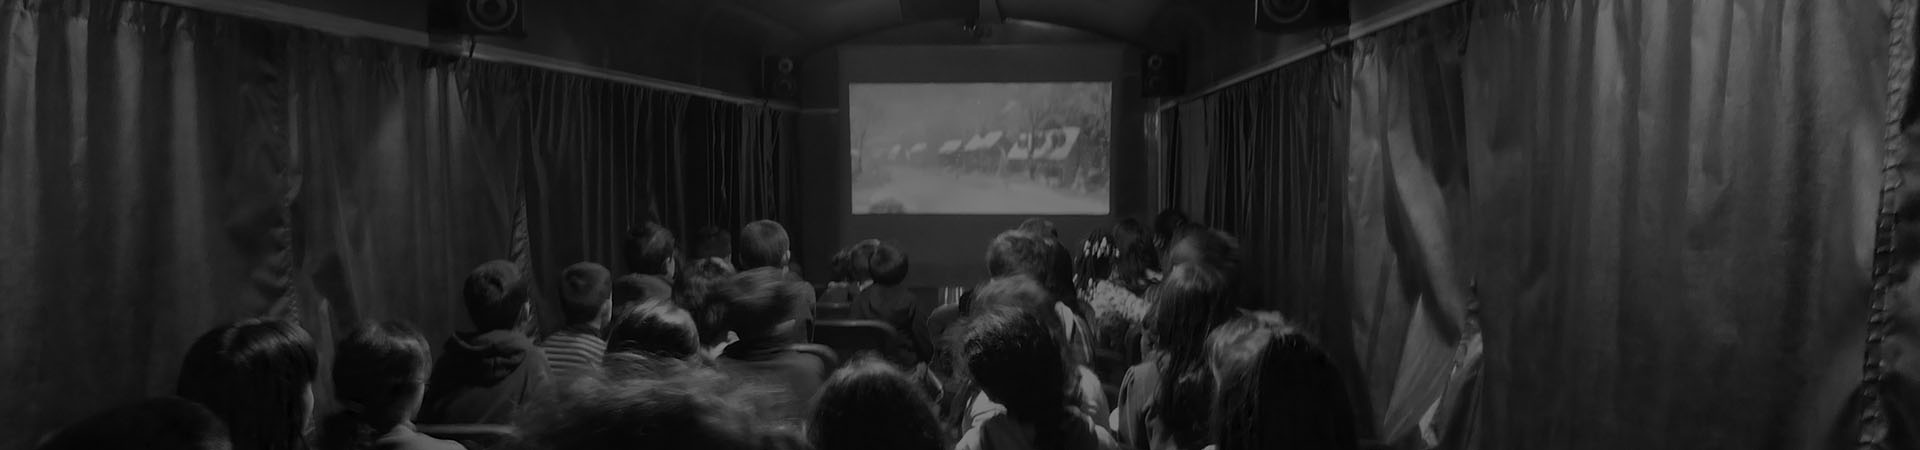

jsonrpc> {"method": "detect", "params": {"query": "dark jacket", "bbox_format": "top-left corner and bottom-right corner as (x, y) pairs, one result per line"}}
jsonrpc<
(716, 336), (829, 424)
(418, 330), (551, 425)
(851, 284), (932, 363)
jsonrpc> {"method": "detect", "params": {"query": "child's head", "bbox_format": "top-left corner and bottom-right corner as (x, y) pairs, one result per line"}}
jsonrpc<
(37, 397), (230, 450)
(605, 300), (702, 364)
(716, 267), (806, 339)
(847, 239), (881, 283)
(320, 321), (434, 448)
(1207, 312), (1357, 450)
(1017, 218), (1058, 240)
(177, 319), (318, 450)
(464, 260), (532, 332)
(518, 367), (804, 450)
(985, 230), (1053, 279)
(960, 305), (1074, 448)
(737, 220), (792, 271)
(807, 357), (945, 450)
(691, 225), (734, 262)
(868, 241), (910, 287)
(559, 262), (613, 329)
(624, 222), (679, 277)
(677, 257), (738, 347)
(1167, 227), (1238, 277)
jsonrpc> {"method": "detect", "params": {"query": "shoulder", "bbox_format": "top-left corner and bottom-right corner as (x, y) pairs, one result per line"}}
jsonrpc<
(955, 425), (987, 450)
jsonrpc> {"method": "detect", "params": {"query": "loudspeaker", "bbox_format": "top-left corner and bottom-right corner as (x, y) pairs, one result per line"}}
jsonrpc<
(1254, 0), (1348, 32)
(1141, 53), (1183, 98)
(759, 56), (798, 99)
(430, 0), (525, 37)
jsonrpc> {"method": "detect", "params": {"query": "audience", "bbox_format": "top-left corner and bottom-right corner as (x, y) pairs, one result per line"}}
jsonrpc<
(418, 260), (550, 425)
(850, 240), (928, 364)
(819, 245), (861, 304)
(678, 257), (739, 354)
(37, 397), (230, 450)
(604, 299), (706, 372)
(317, 321), (463, 450)
(516, 367), (805, 450)
(1152, 209), (1192, 257)
(541, 262), (612, 379)
(176, 318), (317, 450)
(740, 220), (815, 341)
(1082, 224), (1160, 388)
(691, 225), (734, 262)
(956, 276), (1109, 432)
(1204, 312), (1358, 450)
(1114, 263), (1237, 450)
(713, 267), (832, 424)
(621, 223), (679, 307)
(956, 305), (1121, 450)
(808, 357), (947, 450)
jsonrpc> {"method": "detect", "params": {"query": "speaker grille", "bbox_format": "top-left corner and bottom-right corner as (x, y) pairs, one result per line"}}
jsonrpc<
(465, 0), (521, 33)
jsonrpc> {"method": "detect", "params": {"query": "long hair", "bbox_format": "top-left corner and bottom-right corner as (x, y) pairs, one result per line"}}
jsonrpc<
(517, 366), (803, 450)
(808, 357), (946, 450)
(676, 257), (737, 347)
(1208, 312), (1358, 450)
(1145, 263), (1237, 449)
(317, 321), (433, 450)
(961, 305), (1074, 450)
(177, 319), (318, 450)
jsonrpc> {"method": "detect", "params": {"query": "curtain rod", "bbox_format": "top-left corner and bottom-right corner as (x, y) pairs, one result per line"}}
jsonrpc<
(1154, 0), (1459, 113)
(147, 0), (800, 112)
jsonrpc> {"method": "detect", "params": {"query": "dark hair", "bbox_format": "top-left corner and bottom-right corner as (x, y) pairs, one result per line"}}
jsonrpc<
(1208, 312), (1358, 450)
(985, 230), (1052, 279)
(960, 306), (1073, 450)
(606, 300), (702, 362)
(463, 260), (530, 331)
(808, 358), (946, 450)
(737, 220), (791, 270)
(847, 240), (881, 283)
(829, 247), (854, 283)
(38, 397), (230, 450)
(559, 262), (612, 326)
(1167, 228), (1241, 278)
(868, 242), (910, 286)
(517, 367), (805, 450)
(1146, 263), (1238, 449)
(691, 225), (734, 261)
(965, 275), (1054, 318)
(625, 223), (678, 276)
(716, 267), (806, 337)
(1110, 238), (1159, 292)
(1154, 209), (1192, 246)
(319, 321), (433, 450)
(177, 319), (318, 450)
(1017, 218), (1058, 239)
(677, 257), (738, 347)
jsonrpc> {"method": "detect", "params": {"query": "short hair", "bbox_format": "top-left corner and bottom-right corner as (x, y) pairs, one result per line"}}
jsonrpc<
(691, 225), (734, 261)
(1017, 218), (1058, 240)
(737, 220), (791, 270)
(1146, 263), (1239, 448)
(985, 230), (1053, 279)
(464, 260), (531, 331)
(606, 300), (702, 363)
(868, 242), (910, 286)
(517, 367), (805, 450)
(624, 223), (678, 276)
(965, 275), (1053, 318)
(1207, 312), (1358, 450)
(177, 319), (318, 450)
(558, 262), (612, 325)
(319, 321), (433, 450)
(38, 397), (230, 450)
(960, 306), (1073, 449)
(716, 267), (806, 336)
(677, 257), (738, 347)
(807, 357), (946, 450)
(829, 247), (854, 283)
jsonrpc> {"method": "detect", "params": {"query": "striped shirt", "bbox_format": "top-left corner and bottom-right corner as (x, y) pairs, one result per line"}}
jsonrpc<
(540, 329), (606, 378)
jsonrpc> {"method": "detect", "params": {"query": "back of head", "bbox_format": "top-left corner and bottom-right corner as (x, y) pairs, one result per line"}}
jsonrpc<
(1153, 209), (1192, 246)
(847, 240), (881, 283)
(691, 225), (734, 261)
(606, 300), (702, 362)
(1207, 312), (1357, 450)
(676, 257), (738, 347)
(960, 306), (1072, 448)
(624, 223), (678, 276)
(321, 321), (433, 450)
(559, 262), (612, 327)
(868, 241), (910, 286)
(1167, 228), (1241, 278)
(1017, 218), (1058, 240)
(808, 358), (945, 450)
(829, 248), (854, 283)
(737, 220), (791, 270)
(716, 267), (805, 337)
(1146, 262), (1238, 448)
(464, 260), (531, 332)
(38, 397), (231, 450)
(985, 230), (1053, 280)
(518, 367), (803, 450)
(177, 319), (318, 450)
(966, 275), (1053, 317)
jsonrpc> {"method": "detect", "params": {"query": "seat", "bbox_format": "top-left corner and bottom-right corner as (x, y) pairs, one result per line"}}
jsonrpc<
(812, 319), (914, 366)
(815, 301), (854, 321)
(790, 342), (842, 372)
(415, 424), (516, 450)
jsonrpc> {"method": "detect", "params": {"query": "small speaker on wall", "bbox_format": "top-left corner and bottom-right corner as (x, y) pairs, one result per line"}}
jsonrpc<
(759, 56), (798, 99)
(430, 0), (526, 37)
(1254, 0), (1348, 32)
(1141, 53), (1183, 98)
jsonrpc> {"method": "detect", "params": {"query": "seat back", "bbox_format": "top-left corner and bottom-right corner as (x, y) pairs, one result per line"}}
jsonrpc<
(815, 301), (854, 320)
(415, 424), (517, 450)
(811, 319), (905, 364)
(790, 342), (842, 372)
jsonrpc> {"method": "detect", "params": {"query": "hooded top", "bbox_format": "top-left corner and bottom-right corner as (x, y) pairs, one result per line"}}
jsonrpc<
(417, 330), (550, 425)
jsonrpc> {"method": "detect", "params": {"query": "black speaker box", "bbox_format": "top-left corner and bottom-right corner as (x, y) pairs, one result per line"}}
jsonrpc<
(1254, 0), (1348, 32)
(430, 0), (526, 37)
(759, 56), (798, 99)
(1141, 53), (1183, 98)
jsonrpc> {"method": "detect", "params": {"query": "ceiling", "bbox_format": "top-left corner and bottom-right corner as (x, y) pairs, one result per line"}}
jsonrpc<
(700, 0), (1206, 54)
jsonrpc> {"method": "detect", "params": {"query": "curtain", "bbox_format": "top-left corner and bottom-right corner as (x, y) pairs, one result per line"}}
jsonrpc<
(1462, 1), (1887, 449)
(1870, 0), (1920, 447)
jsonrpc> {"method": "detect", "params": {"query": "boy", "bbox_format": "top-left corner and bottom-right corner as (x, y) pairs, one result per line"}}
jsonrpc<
(541, 262), (612, 379)
(713, 268), (831, 424)
(620, 223), (677, 307)
(419, 260), (551, 425)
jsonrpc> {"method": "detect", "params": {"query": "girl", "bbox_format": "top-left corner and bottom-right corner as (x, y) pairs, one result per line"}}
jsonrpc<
(317, 321), (463, 450)
(177, 319), (319, 450)
(1204, 312), (1357, 450)
(955, 305), (1119, 450)
(808, 357), (947, 450)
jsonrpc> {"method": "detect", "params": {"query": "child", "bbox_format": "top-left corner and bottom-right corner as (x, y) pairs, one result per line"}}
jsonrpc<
(850, 240), (927, 364)
(713, 267), (832, 424)
(808, 357), (947, 450)
(317, 321), (464, 450)
(621, 223), (679, 307)
(1204, 312), (1358, 450)
(1113, 263), (1236, 450)
(955, 305), (1119, 450)
(542, 262), (613, 379)
(176, 318), (317, 450)
(677, 257), (738, 355)
(418, 260), (550, 425)
(517, 367), (805, 450)
(604, 299), (706, 374)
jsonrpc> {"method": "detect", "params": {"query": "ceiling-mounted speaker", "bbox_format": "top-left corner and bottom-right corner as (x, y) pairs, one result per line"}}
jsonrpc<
(1254, 0), (1348, 32)
(430, 0), (526, 37)
(1141, 53), (1183, 98)
(759, 56), (798, 99)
